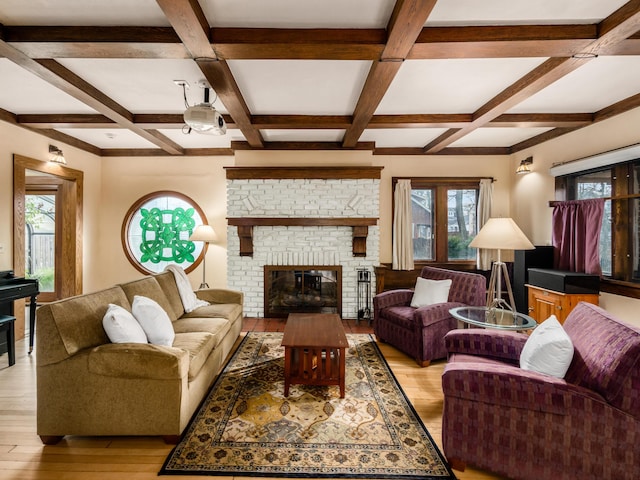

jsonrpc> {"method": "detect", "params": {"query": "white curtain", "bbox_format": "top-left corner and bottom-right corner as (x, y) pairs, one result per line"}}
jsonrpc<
(477, 178), (493, 270)
(392, 179), (415, 270)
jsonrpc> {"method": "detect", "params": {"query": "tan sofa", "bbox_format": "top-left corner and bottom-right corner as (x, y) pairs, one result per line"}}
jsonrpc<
(35, 271), (243, 444)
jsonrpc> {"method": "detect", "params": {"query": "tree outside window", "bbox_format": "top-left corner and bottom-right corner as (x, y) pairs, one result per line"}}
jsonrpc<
(394, 178), (481, 266)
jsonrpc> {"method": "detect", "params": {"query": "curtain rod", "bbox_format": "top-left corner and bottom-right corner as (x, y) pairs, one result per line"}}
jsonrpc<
(548, 193), (640, 206)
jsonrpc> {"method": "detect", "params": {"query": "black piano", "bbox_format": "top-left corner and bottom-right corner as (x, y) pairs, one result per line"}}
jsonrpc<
(0, 270), (39, 355)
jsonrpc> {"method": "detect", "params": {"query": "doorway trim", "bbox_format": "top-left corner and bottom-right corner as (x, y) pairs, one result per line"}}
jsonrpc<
(13, 154), (83, 300)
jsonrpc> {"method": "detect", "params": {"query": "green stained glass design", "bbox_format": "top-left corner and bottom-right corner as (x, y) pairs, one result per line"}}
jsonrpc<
(124, 193), (205, 275)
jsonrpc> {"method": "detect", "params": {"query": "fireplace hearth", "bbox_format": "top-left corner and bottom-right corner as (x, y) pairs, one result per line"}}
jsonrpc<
(264, 265), (342, 317)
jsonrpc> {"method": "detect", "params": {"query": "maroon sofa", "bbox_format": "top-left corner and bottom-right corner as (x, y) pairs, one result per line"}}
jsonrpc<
(373, 266), (487, 366)
(442, 301), (640, 480)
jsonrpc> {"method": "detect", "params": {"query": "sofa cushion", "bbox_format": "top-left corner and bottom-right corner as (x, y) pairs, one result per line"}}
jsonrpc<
(181, 303), (242, 322)
(47, 286), (131, 356)
(172, 316), (232, 350)
(410, 277), (452, 308)
(154, 271), (186, 318)
(172, 332), (217, 380)
(520, 315), (574, 378)
(378, 305), (419, 330)
(132, 295), (175, 347)
(119, 277), (178, 321)
(103, 304), (148, 344)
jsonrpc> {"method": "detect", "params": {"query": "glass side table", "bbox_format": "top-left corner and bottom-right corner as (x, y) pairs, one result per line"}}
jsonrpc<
(449, 306), (537, 331)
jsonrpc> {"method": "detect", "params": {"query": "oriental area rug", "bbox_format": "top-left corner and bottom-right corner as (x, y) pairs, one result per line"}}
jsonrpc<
(160, 332), (455, 479)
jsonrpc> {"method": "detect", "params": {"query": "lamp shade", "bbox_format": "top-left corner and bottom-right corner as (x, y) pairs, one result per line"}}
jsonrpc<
(189, 225), (217, 243)
(469, 217), (534, 251)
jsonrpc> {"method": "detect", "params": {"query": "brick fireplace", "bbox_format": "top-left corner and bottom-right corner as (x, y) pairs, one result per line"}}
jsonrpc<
(226, 167), (382, 318)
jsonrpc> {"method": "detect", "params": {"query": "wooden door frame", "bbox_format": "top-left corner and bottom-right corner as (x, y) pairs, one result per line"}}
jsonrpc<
(25, 180), (62, 303)
(13, 155), (83, 301)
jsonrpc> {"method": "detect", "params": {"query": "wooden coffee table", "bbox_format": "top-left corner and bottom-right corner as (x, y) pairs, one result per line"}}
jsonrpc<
(281, 313), (349, 398)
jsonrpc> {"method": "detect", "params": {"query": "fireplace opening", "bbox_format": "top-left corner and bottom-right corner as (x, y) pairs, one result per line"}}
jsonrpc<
(264, 265), (342, 318)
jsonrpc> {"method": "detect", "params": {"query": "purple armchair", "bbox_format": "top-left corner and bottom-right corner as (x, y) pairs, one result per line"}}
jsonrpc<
(373, 266), (486, 367)
(442, 302), (640, 480)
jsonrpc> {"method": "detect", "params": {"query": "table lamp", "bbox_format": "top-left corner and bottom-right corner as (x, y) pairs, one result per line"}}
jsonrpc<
(469, 217), (534, 311)
(189, 225), (217, 289)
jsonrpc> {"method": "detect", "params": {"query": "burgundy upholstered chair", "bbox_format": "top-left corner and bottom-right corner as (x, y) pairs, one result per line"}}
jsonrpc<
(442, 302), (640, 480)
(373, 266), (487, 367)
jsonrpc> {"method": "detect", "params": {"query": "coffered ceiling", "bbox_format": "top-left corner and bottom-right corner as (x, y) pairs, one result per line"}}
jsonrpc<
(1, 0), (640, 157)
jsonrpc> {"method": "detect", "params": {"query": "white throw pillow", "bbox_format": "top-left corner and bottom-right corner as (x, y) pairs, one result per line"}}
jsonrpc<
(102, 303), (148, 344)
(520, 315), (574, 378)
(410, 277), (452, 308)
(131, 295), (175, 347)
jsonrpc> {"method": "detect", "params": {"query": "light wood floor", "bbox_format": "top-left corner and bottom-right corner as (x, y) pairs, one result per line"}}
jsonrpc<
(0, 318), (504, 480)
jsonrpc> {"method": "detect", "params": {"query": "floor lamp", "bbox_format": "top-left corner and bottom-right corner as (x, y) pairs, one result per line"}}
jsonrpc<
(189, 225), (217, 289)
(469, 218), (534, 311)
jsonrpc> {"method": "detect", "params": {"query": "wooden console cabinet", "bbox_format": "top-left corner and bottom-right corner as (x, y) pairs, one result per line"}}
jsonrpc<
(526, 284), (599, 324)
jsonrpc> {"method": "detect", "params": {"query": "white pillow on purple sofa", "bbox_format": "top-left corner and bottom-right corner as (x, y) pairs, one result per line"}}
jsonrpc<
(410, 277), (452, 308)
(520, 315), (574, 378)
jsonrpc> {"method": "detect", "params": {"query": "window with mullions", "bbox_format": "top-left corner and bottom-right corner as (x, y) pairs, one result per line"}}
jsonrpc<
(560, 161), (640, 286)
(394, 178), (480, 264)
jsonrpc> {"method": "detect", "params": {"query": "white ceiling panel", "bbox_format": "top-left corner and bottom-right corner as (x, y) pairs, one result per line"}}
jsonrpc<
(160, 129), (246, 149)
(426, 0), (628, 26)
(1, 1), (639, 156)
(55, 59), (216, 114)
(201, 0), (396, 28)
(449, 127), (553, 148)
(0, 59), (98, 114)
(55, 128), (159, 149)
(508, 56), (640, 114)
(376, 58), (546, 114)
(228, 60), (371, 115)
(360, 128), (448, 148)
(261, 129), (346, 142)
(0, 0), (169, 26)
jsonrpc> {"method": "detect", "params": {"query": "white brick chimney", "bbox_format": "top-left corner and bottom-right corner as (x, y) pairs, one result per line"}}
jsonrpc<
(226, 167), (381, 318)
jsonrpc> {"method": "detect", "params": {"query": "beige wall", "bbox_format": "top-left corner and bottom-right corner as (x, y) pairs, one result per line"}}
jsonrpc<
(3, 110), (640, 326)
(0, 121), (102, 291)
(98, 155), (234, 290)
(510, 106), (640, 327)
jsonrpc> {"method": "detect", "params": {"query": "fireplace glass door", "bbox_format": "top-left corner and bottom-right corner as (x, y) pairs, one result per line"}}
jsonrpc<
(264, 265), (342, 317)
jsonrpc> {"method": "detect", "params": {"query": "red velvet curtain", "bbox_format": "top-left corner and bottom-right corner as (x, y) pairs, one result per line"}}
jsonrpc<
(552, 198), (604, 275)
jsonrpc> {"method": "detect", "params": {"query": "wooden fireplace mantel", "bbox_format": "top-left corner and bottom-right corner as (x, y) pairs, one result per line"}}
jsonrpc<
(227, 217), (378, 257)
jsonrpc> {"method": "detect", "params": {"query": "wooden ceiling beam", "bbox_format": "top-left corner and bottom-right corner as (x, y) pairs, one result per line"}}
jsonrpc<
(410, 25), (596, 59)
(7, 24), (640, 60)
(510, 127), (582, 153)
(3, 25), (188, 58)
(156, 0), (264, 148)
(0, 39), (184, 154)
(211, 28), (385, 60)
(17, 112), (594, 131)
(423, 1), (640, 154)
(342, 0), (438, 147)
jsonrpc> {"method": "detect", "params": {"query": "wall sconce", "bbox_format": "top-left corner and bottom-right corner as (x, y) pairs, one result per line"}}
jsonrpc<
(516, 156), (533, 175)
(48, 145), (66, 165)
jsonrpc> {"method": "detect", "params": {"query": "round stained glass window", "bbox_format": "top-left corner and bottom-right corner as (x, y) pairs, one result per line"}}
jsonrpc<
(122, 191), (207, 275)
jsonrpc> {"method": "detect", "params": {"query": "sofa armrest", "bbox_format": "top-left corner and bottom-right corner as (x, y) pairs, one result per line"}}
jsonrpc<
(88, 343), (189, 380)
(373, 289), (413, 310)
(445, 328), (528, 362)
(196, 288), (244, 305)
(442, 362), (606, 415)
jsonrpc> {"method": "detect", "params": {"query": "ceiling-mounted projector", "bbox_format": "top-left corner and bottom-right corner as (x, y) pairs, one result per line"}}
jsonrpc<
(184, 104), (226, 135)
(176, 79), (227, 135)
